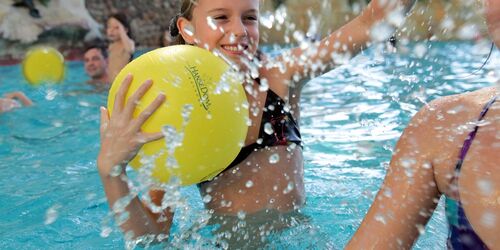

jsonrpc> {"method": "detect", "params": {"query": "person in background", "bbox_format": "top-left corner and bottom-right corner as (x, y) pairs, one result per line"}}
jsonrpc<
(83, 43), (110, 87)
(0, 91), (33, 113)
(106, 12), (135, 82)
(347, 0), (499, 248)
(160, 27), (174, 47)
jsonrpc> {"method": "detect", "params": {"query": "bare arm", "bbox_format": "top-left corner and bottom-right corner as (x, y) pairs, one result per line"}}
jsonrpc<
(346, 103), (441, 249)
(276, 0), (416, 87)
(97, 75), (172, 240)
(4, 91), (33, 106)
(118, 23), (135, 55)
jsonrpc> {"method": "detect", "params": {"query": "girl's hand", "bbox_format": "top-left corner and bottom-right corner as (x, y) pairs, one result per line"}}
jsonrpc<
(97, 74), (165, 177)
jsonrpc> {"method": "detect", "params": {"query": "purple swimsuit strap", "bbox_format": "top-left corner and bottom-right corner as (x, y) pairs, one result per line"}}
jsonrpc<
(456, 95), (497, 170)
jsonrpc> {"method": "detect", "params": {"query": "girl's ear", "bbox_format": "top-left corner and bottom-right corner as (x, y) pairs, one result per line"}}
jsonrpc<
(177, 17), (196, 44)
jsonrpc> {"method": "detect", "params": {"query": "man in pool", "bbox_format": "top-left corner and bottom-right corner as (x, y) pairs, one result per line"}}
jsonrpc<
(83, 43), (110, 86)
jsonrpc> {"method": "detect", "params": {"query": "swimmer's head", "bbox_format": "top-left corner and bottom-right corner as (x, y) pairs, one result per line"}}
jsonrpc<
(169, 0), (260, 66)
(107, 13), (133, 42)
(485, 0), (500, 48)
(83, 44), (108, 80)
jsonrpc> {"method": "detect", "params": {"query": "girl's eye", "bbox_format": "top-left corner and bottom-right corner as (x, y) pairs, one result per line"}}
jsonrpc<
(245, 16), (258, 21)
(213, 15), (227, 20)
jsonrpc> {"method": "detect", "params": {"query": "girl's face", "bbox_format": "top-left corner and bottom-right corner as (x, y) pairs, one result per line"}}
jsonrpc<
(181, 0), (260, 66)
(106, 17), (123, 42)
(486, 0), (500, 48)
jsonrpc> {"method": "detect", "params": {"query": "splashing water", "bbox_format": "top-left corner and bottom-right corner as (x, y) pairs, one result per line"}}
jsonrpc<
(370, 22), (395, 42)
(206, 16), (217, 30)
(269, 153), (280, 164)
(44, 204), (62, 225)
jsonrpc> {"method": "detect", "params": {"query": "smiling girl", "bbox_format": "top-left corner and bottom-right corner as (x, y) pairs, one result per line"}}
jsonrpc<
(97, 0), (416, 245)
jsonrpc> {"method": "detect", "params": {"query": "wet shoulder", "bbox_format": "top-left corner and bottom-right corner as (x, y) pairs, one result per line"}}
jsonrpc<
(420, 87), (497, 130)
(405, 87), (498, 195)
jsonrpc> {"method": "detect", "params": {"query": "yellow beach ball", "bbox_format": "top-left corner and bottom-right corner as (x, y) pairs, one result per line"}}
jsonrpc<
(107, 45), (249, 186)
(22, 46), (65, 85)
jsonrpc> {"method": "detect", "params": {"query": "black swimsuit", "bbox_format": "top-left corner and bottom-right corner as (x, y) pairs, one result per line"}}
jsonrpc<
(225, 79), (302, 169)
(200, 79), (302, 183)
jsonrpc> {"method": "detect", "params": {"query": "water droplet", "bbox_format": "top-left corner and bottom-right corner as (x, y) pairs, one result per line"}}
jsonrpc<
(283, 182), (294, 194)
(370, 22), (394, 42)
(78, 101), (91, 107)
(202, 194), (212, 203)
(269, 153), (280, 164)
(229, 33), (236, 44)
(245, 180), (254, 188)
(206, 17), (217, 30)
(237, 211), (246, 220)
(184, 25), (194, 36)
(375, 214), (387, 224)
(383, 188), (392, 198)
(422, 163), (432, 169)
(264, 122), (274, 135)
(416, 224), (425, 235)
(480, 212), (496, 228)
(52, 121), (63, 127)
(45, 89), (58, 101)
(414, 43), (427, 58)
(387, 9), (405, 28)
(477, 179), (493, 195)
(260, 12), (274, 29)
(440, 17), (455, 30)
(44, 204), (62, 225)
(259, 78), (269, 92)
(110, 165), (123, 177)
(446, 105), (465, 115)
(457, 24), (478, 40)
(100, 226), (113, 238)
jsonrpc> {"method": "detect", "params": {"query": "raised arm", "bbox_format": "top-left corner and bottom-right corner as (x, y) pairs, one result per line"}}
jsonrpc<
(346, 102), (441, 249)
(97, 75), (172, 240)
(276, 0), (416, 86)
(118, 23), (135, 55)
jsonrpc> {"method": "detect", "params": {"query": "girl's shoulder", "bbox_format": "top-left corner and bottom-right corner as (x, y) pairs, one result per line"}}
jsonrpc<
(427, 87), (497, 117)
(408, 87), (498, 141)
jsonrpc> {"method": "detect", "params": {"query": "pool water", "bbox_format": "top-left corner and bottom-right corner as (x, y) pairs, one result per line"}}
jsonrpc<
(0, 42), (498, 249)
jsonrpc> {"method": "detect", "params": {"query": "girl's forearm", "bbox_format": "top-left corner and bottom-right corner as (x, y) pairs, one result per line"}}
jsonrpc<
(98, 162), (172, 240)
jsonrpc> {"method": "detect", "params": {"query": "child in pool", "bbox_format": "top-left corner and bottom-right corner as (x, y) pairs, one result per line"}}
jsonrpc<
(106, 12), (135, 82)
(97, 0), (416, 244)
(347, 0), (500, 249)
(0, 91), (33, 113)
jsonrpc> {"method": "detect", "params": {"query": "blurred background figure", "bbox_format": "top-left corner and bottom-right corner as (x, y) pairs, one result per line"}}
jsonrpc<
(12, 0), (41, 18)
(160, 27), (174, 47)
(106, 12), (135, 82)
(0, 91), (33, 113)
(83, 42), (110, 86)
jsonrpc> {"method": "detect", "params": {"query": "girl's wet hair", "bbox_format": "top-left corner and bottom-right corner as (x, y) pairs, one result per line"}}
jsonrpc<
(109, 12), (133, 40)
(169, 0), (197, 45)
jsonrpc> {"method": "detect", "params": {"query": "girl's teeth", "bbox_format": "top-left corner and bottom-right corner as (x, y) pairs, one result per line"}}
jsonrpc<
(224, 46), (242, 52)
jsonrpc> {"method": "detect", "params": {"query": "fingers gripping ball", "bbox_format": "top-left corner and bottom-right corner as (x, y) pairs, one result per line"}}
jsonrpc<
(22, 46), (65, 85)
(107, 45), (249, 186)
